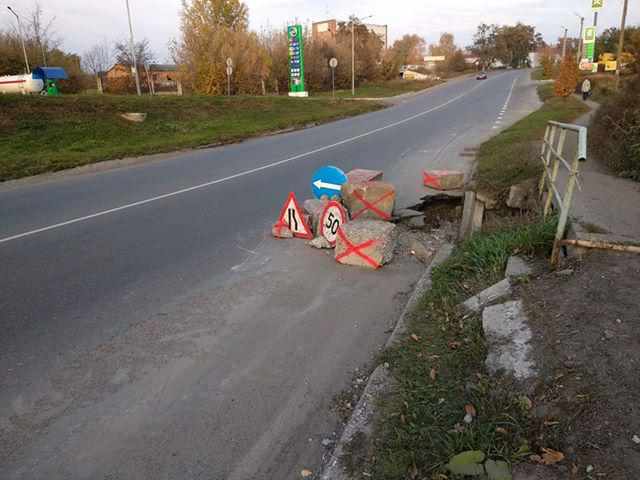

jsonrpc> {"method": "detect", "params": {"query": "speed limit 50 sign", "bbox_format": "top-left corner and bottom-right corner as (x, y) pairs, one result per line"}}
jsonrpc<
(320, 201), (348, 246)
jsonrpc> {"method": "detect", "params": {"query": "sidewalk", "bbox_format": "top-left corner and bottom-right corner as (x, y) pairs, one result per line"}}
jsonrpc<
(566, 99), (640, 244)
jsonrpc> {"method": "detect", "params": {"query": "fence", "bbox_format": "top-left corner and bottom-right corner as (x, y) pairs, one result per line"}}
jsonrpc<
(538, 120), (588, 266)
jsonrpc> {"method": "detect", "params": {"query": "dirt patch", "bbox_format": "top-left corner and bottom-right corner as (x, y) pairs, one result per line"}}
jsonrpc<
(519, 251), (640, 479)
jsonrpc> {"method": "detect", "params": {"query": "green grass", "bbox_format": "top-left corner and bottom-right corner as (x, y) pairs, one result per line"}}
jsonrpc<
(370, 218), (559, 479)
(475, 94), (590, 195)
(0, 94), (383, 181)
(314, 79), (440, 98)
(530, 68), (545, 81)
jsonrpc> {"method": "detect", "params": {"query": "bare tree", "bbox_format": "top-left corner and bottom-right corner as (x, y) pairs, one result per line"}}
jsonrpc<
(27, 2), (60, 66)
(114, 38), (155, 67)
(82, 41), (112, 93)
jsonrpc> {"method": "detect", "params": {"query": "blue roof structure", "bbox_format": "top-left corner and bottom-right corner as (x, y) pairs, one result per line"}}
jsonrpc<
(32, 67), (69, 80)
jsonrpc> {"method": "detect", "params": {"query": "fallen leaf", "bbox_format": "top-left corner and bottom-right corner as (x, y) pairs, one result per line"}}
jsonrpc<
(633, 435), (640, 445)
(572, 464), (579, 475)
(541, 448), (565, 465)
(519, 396), (533, 410)
(430, 368), (438, 381)
(301, 469), (313, 478)
(446, 451), (486, 476)
(485, 459), (512, 480)
(496, 427), (508, 435)
(408, 463), (418, 479)
(544, 421), (560, 426)
(448, 341), (462, 350)
(465, 404), (477, 417)
(410, 334), (421, 342)
(529, 455), (543, 463)
(400, 414), (406, 424)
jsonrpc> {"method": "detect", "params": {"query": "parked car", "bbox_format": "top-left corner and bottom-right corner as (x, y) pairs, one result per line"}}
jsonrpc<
(476, 71), (488, 80)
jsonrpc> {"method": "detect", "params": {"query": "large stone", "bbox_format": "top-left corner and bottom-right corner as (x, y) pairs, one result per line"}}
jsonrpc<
(409, 238), (433, 264)
(462, 278), (512, 314)
(303, 198), (327, 236)
(346, 169), (383, 184)
(308, 236), (332, 249)
(335, 220), (396, 269)
(423, 170), (465, 191)
(505, 256), (532, 278)
(482, 300), (536, 380)
(507, 179), (537, 209)
(341, 181), (396, 221)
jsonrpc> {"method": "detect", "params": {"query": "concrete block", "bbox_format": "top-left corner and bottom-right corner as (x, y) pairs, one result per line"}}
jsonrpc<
(346, 169), (383, 184)
(462, 278), (512, 314)
(506, 256), (532, 278)
(409, 239), (433, 264)
(272, 222), (293, 239)
(482, 300), (536, 380)
(423, 170), (465, 191)
(335, 220), (396, 269)
(308, 236), (332, 249)
(303, 198), (327, 236)
(341, 181), (396, 221)
(476, 191), (498, 210)
(507, 179), (537, 209)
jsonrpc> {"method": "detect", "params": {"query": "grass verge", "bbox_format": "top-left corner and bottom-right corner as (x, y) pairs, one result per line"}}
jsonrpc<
(474, 92), (589, 196)
(314, 79), (440, 98)
(369, 217), (558, 479)
(0, 94), (383, 182)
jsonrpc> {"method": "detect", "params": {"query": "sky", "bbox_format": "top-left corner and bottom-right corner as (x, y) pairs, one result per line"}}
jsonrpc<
(0, 0), (637, 62)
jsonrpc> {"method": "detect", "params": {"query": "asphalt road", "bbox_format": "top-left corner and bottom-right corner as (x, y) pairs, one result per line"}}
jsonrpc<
(0, 70), (539, 479)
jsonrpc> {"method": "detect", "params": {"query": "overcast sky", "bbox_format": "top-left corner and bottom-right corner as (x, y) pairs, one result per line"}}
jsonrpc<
(1, 0), (637, 62)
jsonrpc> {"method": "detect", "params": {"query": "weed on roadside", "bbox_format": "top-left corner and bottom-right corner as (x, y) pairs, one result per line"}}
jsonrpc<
(367, 217), (557, 479)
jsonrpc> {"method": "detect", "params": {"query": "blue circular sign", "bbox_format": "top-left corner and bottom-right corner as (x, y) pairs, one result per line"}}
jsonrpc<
(312, 166), (348, 199)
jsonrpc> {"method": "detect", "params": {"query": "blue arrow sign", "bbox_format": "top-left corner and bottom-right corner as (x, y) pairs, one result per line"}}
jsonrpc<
(312, 166), (348, 199)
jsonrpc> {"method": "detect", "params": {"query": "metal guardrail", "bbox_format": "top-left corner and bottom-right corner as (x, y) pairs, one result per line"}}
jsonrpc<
(538, 120), (588, 266)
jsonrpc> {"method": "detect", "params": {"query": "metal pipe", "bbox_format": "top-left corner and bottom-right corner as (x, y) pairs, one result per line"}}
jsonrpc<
(7, 7), (30, 74)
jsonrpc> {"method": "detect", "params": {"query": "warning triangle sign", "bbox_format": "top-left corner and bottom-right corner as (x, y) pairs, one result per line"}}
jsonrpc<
(277, 192), (313, 240)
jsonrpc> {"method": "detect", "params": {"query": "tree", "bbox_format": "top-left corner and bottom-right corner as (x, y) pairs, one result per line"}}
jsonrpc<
(554, 57), (579, 97)
(382, 34), (426, 79)
(114, 38), (155, 67)
(176, 0), (269, 95)
(27, 2), (60, 66)
(470, 23), (498, 69)
(449, 49), (467, 72)
(83, 41), (112, 92)
(429, 32), (456, 58)
(495, 23), (537, 68)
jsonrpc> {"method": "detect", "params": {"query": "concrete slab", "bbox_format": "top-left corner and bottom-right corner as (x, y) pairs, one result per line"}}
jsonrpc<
(506, 256), (532, 278)
(462, 278), (512, 314)
(482, 300), (536, 380)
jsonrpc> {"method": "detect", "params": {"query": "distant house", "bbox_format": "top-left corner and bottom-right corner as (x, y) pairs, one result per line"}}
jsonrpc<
(105, 63), (178, 92)
(312, 18), (388, 49)
(423, 56), (446, 71)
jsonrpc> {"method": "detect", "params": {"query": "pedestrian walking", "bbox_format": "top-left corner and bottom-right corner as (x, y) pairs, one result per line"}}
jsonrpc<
(581, 78), (592, 101)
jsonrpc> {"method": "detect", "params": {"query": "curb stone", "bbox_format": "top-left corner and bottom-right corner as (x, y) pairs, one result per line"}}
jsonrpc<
(319, 243), (454, 480)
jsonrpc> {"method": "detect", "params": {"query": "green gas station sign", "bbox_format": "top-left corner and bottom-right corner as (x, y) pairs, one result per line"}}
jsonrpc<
(287, 25), (307, 97)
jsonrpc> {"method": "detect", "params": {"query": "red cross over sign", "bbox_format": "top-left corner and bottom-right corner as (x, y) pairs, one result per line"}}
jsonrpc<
(276, 192), (313, 240)
(335, 227), (381, 269)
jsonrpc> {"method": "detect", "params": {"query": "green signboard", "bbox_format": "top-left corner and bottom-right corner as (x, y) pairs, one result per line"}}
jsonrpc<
(287, 25), (307, 97)
(585, 43), (596, 61)
(583, 26), (597, 62)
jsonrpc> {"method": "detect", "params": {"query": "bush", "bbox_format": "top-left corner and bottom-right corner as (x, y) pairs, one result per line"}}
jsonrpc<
(554, 57), (579, 97)
(590, 76), (640, 181)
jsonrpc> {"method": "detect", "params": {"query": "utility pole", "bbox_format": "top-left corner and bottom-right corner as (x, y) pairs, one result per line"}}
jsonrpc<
(561, 27), (569, 59)
(592, 10), (599, 63)
(574, 13), (585, 64)
(125, 0), (142, 96)
(7, 6), (30, 74)
(351, 17), (355, 97)
(616, 0), (629, 90)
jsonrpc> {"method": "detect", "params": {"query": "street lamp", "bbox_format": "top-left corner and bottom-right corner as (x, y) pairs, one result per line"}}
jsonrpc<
(574, 12), (585, 64)
(124, 0), (142, 96)
(349, 14), (373, 97)
(7, 6), (30, 74)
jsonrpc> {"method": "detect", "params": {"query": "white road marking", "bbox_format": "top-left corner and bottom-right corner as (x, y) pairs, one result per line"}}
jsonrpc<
(0, 75), (514, 246)
(491, 77), (518, 132)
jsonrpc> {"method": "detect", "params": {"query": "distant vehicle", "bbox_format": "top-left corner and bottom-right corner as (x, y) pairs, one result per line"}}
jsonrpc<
(476, 71), (488, 80)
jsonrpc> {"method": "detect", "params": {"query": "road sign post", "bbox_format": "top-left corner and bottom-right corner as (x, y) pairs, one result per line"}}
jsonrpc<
(226, 58), (233, 96)
(329, 57), (338, 99)
(287, 25), (308, 97)
(312, 166), (348, 199)
(320, 201), (348, 246)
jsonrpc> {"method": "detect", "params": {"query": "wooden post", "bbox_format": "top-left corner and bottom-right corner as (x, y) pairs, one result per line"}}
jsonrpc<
(261, 79), (266, 96)
(96, 75), (103, 94)
(177, 80), (183, 96)
(459, 191), (477, 241)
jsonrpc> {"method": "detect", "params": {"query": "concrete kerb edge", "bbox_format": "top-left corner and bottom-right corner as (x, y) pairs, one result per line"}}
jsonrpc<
(320, 242), (454, 480)
(385, 242), (455, 349)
